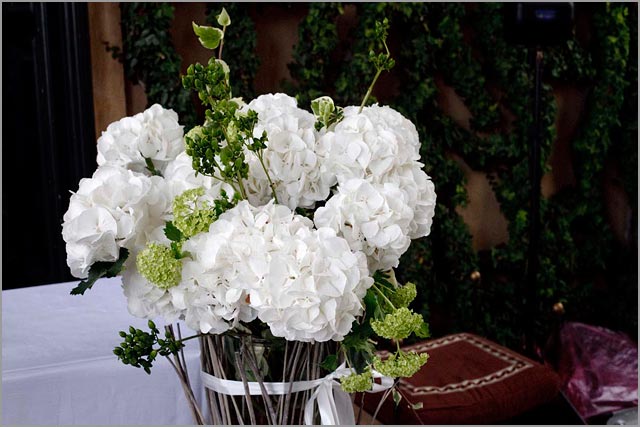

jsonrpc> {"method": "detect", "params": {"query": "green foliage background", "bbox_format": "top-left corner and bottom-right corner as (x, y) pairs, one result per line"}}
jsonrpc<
(108, 3), (198, 129)
(108, 3), (260, 130)
(112, 3), (637, 351)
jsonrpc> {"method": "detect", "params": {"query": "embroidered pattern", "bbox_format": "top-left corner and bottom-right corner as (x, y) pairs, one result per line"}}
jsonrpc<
(378, 333), (534, 396)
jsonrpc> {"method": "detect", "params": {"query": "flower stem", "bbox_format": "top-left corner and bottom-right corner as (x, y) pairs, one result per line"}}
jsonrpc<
(372, 283), (396, 310)
(218, 26), (226, 60)
(235, 172), (248, 200)
(359, 68), (383, 113)
(256, 152), (279, 204)
(178, 333), (203, 343)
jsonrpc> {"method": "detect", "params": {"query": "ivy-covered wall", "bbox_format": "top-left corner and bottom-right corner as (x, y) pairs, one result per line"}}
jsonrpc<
(100, 2), (637, 352)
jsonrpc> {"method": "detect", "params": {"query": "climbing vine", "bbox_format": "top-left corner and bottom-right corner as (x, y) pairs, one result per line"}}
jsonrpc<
(288, 3), (342, 108)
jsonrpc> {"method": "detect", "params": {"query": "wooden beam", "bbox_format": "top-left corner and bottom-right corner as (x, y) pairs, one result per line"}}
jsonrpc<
(87, 3), (127, 139)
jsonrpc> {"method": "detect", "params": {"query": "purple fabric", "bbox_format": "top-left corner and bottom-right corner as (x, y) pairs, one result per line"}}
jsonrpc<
(558, 322), (638, 419)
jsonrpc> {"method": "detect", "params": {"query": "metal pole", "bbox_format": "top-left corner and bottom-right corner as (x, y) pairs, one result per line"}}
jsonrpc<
(524, 48), (543, 358)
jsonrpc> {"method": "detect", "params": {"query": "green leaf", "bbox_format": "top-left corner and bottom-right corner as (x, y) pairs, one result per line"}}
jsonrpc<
(164, 221), (183, 242)
(364, 289), (384, 320)
(70, 248), (129, 295)
(144, 157), (162, 176)
(373, 271), (395, 289)
(170, 242), (183, 259)
(216, 8), (230, 27)
(192, 22), (223, 50)
(411, 402), (424, 410)
(392, 388), (402, 406)
(320, 354), (338, 372)
(415, 322), (431, 339)
(342, 320), (376, 373)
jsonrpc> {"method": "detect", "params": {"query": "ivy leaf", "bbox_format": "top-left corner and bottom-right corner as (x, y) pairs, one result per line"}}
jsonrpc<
(320, 354), (338, 372)
(164, 221), (183, 242)
(192, 22), (223, 50)
(216, 8), (231, 27)
(70, 248), (129, 295)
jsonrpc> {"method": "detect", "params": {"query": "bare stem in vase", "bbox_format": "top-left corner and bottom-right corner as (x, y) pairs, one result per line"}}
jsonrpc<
(243, 339), (278, 425)
(282, 340), (303, 425)
(235, 351), (253, 425)
(208, 336), (232, 423)
(200, 337), (222, 425)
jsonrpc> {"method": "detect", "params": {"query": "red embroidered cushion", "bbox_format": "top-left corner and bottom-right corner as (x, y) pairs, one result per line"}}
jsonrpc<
(361, 333), (561, 424)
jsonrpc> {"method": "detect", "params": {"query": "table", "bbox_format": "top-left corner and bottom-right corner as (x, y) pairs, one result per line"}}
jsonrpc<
(2, 277), (206, 425)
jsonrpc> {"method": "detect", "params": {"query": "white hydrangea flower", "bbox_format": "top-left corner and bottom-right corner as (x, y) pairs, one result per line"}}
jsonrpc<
(378, 162), (437, 239)
(122, 240), (256, 334)
(314, 178), (414, 272)
(62, 166), (171, 277)
(121, 264), (182, 322)
(172, 260), (248, 334)
(97, 104), (184, 175)
(179, 201), (266, 333)
(121, 247), (239, 332)
(62, 207), (119, 278)
(180, 200), (310, 333)
(317, 104), (421, 185)
(251, 226), (373, 342)
(241, 93), (333, 210)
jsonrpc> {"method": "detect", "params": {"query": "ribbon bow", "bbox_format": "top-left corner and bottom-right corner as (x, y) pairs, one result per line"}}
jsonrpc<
(303, 363), (394, 425)
(200, 363), (393, 425)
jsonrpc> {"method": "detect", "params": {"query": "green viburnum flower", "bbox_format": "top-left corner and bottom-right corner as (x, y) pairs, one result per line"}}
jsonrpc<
(373, 350), (429, 378)
(340, 368), (373, 393)
(370, 307), (425, 340)
(136, 243), (182, 289)
(390, 282), (417, 308)
(173, 187), (217, 238)
(340, 369), (374, 393)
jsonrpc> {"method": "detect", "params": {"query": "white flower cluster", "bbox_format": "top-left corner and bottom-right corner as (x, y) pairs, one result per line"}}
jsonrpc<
(62, 166), (170, 278)
(64, 104), (182, 277)
(63, 95), (436, 343)
(314, 178), (414, 272)
(242, 94), (333, 210)
(314, 105), (437, 271)
(97, 104), (184, 174)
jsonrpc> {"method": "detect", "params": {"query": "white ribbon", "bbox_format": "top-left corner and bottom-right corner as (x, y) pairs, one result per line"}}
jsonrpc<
(200, 363), (393, 425)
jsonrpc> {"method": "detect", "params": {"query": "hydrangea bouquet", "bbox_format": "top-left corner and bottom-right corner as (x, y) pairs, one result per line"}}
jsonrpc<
(63, 11), (436, 425)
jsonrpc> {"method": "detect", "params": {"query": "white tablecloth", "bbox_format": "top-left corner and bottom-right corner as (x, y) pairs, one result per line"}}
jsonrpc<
(2, 277), (206, 425)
